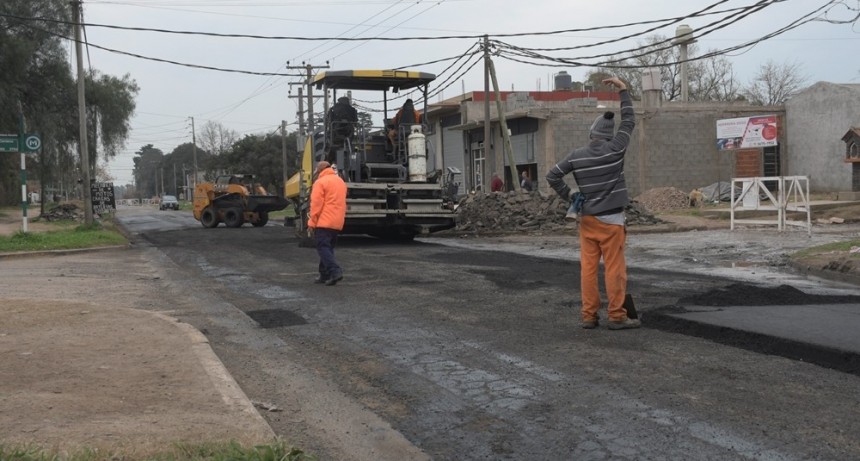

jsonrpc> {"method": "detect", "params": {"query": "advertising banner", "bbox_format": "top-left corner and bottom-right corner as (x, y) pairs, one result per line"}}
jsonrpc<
(716, 115), (778, 150)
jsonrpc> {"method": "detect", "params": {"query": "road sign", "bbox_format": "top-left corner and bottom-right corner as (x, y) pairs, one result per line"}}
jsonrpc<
(22, 134), (41, 152)
(0, 134), (19, 153)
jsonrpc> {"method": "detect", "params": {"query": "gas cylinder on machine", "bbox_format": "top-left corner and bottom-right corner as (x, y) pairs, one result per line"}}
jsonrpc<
(407, 124), (427, 182)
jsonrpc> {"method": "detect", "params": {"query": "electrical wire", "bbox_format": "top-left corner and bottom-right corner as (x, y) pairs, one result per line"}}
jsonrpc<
(494, 0), (780, 66)
(492, 0), (839, 69)
(0, 1), (800, 42)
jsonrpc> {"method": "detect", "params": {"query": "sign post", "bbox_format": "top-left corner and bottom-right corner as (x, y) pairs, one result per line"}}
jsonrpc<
(3, 126), (41, 233)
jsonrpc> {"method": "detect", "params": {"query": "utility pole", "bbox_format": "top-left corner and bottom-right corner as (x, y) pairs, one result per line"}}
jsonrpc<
(190, 116), (197, 200)
(173, 163), (177, 196)
(281, 120), (288, 188)
(487, 56), (520, 192)
(72, 1), (93, 224)
(483, 35), (492, 191)
(287, 62), (330, 136)
(297, 87), (305, 136)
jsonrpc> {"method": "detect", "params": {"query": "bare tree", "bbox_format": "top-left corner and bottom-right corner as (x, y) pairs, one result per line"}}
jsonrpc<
(743, 60), (808, 105)
(586, 34), (740, 102)
(198, 120), (238, 156)
(689, 54), (741, 101)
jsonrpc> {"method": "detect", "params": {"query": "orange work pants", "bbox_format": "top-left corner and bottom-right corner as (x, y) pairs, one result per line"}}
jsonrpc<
(578, 215), (628, 322)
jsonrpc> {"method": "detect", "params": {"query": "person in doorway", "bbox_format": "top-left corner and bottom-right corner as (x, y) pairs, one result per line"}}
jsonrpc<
(490, 172), (504, 192)
(308, 161), (348, 286)
(545, 76), (638, 330)
(520, 170), (533, 192)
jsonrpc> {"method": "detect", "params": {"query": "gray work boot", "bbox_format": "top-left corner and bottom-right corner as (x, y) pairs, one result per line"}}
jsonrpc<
(580, 318), (599, 329)
(607, 318), (641, 330)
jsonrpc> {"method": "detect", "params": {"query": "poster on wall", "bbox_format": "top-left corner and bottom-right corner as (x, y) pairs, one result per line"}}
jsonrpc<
(716, 115), (778, 150)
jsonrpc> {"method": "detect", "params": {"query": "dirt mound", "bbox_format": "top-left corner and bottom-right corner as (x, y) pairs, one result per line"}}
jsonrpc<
(453, 191), (663, 233)
(634, 187), (690, 212)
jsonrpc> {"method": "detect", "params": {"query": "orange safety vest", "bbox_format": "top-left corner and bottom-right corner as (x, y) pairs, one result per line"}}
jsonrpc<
(308, 168), (347, 231)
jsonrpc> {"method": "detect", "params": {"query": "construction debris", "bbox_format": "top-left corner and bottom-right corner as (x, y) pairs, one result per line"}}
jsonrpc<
(453, 191), (663, 233)
(40, 203), (85, 222)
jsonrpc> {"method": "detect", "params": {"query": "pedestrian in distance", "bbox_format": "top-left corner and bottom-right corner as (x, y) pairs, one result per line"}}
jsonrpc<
(545, 76), (639, 330)
(520, 170), (533, 192)
(308, 161), (348, 286)
(490, 172), (504, 192)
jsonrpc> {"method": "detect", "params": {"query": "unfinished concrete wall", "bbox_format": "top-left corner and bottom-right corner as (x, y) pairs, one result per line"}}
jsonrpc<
(785, 82), (860, 193)
(545, 104), (783, 197)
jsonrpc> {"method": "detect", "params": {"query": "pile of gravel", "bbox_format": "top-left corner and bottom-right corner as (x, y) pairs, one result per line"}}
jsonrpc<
(453, 191), (663, 234)
(633, 187), (690, 212)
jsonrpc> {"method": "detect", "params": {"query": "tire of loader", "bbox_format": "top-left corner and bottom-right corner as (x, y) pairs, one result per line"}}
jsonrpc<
(252, 211), (269, 227)
(224, 207), (244, 228)
(200, 207), (219, 228)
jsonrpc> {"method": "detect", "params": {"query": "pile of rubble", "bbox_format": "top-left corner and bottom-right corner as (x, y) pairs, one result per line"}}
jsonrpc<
(40, 203), (85, 222)
(453, 191), (663, 233)
(633, 187), (690, 212)
(454, 191), (568, 233)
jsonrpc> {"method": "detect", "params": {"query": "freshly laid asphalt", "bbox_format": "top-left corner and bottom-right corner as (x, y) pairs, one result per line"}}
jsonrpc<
(1, 214), (859, 453)
(667, 304), (860, 354)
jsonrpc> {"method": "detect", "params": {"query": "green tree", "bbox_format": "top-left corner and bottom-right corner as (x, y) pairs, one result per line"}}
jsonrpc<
(86, 71), (139, 169)
(132, 144), (164, 199)
(211, 131), (298, 195)
(163, 142), (210, 198)
(357, 111), (374, 133)
(0, 0), (138, 206)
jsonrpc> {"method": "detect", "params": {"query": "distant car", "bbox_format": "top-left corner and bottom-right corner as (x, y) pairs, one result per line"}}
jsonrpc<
(159, 195), (179, 211)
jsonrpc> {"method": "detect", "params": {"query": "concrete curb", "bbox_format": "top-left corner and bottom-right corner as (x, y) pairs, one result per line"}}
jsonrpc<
(0, 244), (129, 260)
(149, 311), (276, 440)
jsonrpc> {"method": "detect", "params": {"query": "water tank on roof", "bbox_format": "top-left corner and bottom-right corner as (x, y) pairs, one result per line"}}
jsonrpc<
(673, 24), (696, 45)
(554, 71), (573, 90)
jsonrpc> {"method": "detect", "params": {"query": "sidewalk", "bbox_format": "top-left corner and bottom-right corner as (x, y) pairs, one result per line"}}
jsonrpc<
(0, 247), (274, 454)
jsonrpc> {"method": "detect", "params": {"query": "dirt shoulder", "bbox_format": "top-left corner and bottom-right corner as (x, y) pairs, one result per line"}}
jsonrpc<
(0, 248), (274, 455)
(0, 208), (57, 235)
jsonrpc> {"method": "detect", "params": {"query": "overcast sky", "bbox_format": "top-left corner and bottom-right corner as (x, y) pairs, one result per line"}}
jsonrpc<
(76, 0), (860, 186)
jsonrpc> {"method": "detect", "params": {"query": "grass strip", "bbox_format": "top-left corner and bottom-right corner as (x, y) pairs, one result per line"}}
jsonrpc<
(0, 440), (315, 461)
(0, 221), (126, 253)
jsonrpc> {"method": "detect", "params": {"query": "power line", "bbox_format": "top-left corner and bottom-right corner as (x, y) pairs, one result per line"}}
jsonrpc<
(492, 0), (839, 69)
(0, 3), (800, 42)
(494, 0), (780, 66)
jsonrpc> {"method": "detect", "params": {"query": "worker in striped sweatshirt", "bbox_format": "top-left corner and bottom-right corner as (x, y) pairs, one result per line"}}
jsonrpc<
(545, 76), (639, 331)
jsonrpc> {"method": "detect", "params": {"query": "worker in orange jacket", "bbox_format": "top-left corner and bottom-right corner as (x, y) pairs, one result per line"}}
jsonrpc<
(308, 161), (348, 286)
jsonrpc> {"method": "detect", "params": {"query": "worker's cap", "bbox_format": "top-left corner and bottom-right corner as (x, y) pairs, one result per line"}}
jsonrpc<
(337, 96), (350, 103)
(314, 160), (331, 173)
(590, 111), (615, 140)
